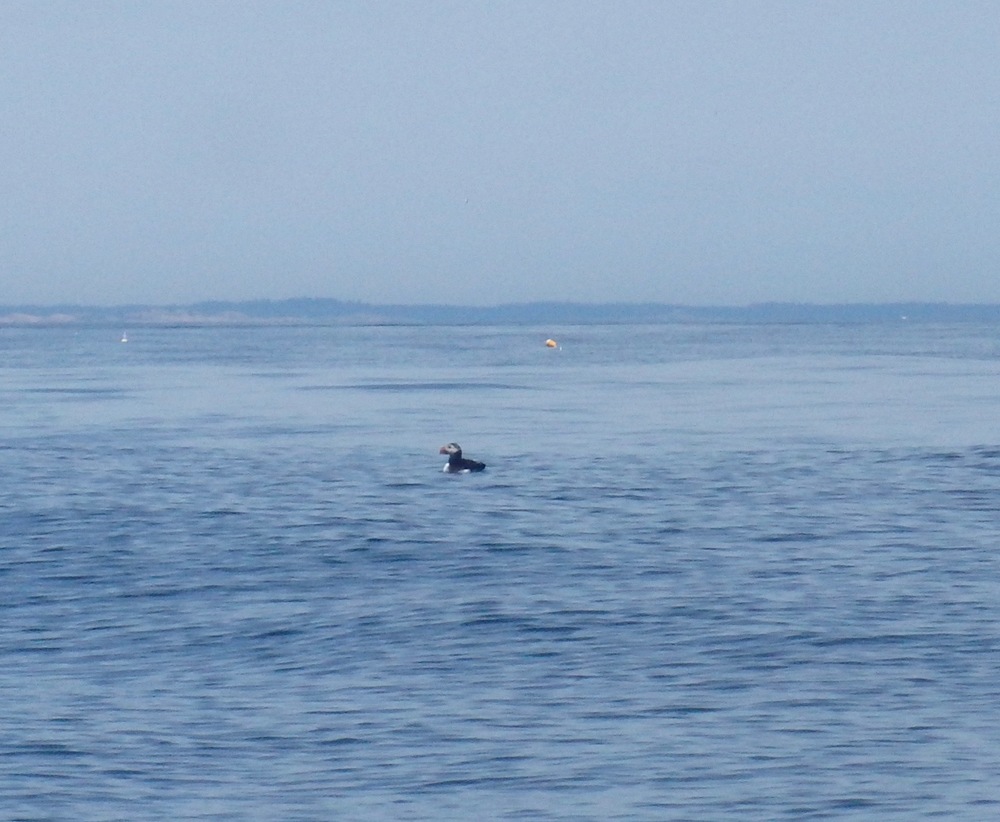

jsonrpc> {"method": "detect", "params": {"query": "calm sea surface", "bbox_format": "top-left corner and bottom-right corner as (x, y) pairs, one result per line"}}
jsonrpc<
(3, 322), (1000, 820)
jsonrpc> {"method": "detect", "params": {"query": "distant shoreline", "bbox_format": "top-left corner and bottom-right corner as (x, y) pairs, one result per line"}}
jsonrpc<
(3, 299), (1000, 327)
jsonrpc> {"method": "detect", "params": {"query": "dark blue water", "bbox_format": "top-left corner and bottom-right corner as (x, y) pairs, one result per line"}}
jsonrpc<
(3, 323), (1000, 819)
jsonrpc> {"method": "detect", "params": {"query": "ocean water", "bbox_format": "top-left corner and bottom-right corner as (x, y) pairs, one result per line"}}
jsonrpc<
(3, 321), (1000, 820)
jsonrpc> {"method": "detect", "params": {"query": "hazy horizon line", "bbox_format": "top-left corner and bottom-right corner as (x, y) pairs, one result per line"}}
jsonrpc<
(5, 297), (1000, 311)
(4, 298), (1000, 328)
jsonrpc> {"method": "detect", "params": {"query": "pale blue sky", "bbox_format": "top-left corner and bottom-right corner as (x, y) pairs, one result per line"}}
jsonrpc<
(2, 1), (998, 306)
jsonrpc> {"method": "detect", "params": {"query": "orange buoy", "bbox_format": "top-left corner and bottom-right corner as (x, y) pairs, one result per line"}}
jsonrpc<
(545, 338), (557, 348)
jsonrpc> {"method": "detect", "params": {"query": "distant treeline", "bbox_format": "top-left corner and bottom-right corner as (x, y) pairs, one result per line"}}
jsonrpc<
(4, 299), (1000, 326)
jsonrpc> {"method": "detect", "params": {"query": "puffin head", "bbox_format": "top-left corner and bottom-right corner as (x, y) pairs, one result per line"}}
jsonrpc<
(439, 442), (461, 456)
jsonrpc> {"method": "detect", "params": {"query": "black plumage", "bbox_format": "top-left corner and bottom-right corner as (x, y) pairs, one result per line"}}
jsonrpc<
(439, 442), (486, 473)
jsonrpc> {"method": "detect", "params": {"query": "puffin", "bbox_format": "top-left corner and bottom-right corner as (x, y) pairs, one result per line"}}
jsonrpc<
(439, 442), (486, 473)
